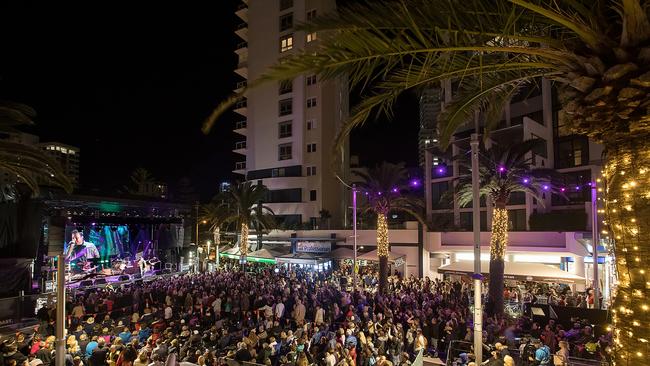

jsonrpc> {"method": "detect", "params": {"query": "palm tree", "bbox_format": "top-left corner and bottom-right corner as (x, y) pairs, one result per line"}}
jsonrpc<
(453, 140), (557, 316)
(353, 162), (425, 293)
(222, 182), (275, 263)
(125, 168), (155, 195)
(200, 199), (235, 268)
(0, 101), (72, 201)
(205, 1), (650, 357)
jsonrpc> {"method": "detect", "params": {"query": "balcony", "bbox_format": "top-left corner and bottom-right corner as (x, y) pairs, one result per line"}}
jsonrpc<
(233, 99), (247, 116)
(235, 22), (248, 41)
(234, 80), (247, 93)
(233, 161), (247, 175)
(233, 140), (247, 154)
(235, 61), (248, 78)
(234, 120), (247, 136)
(235, 3), (248, 22)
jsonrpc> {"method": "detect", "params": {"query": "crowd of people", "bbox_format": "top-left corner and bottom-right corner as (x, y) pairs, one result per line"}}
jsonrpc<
(1, 262), (611, 366)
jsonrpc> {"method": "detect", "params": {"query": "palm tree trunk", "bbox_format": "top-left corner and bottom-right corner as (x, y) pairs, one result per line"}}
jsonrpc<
(604, 139), (650, 363)
(489, 205), (508, 317)
(240, 222), (249, 266)
(377, 213), (390, 294)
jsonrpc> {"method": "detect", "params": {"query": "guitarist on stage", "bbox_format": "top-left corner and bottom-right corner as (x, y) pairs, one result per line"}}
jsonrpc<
(66, 229), (100, 273)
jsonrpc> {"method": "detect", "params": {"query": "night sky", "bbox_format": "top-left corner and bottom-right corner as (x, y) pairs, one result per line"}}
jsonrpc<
(0, 1), (418, 201)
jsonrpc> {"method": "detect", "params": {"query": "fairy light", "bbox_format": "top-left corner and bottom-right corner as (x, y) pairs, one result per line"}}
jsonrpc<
(240, 222), (249, 258)
(490, 208), (508, 260)
(643, 305), (649, 311)
(376, 214), (389, 258)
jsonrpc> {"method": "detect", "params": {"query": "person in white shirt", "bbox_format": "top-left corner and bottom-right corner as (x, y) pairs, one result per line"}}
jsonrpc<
(315, 304), (325, 325)
(275, 300), (285, 320)
(212, 297), (221, 315)
(164, 305), (173, 320)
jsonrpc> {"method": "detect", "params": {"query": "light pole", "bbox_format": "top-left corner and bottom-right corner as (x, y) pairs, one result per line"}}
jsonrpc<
(352, 184), (358, 292)
(591, 185), (600, 309)
(470, 133), (483, 363)
(55, 254), (66, 366)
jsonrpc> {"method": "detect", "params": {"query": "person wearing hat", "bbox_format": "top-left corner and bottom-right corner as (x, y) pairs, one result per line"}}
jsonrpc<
(84, 318), (95, 338)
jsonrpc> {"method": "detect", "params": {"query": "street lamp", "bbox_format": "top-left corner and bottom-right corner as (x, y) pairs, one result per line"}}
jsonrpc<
(470, 133), (483, 363)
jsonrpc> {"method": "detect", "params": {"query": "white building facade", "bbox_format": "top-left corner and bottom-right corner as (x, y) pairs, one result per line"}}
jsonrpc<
(233, 0), (349, 228)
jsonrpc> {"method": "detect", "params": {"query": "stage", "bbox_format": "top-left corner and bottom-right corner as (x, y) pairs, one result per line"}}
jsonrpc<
(65, 266), (186, 291)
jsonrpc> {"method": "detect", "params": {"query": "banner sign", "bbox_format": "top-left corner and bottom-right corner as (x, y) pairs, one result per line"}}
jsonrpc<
(296, 241), (331, 253)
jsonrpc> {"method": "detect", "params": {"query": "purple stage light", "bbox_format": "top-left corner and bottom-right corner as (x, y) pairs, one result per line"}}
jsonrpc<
(436, 166), (447, 175)
(391, 187), (398, 193)
(575, 186), (580, 190)
(410, 179), (420, 187)
(498, 166), (506, 173)
(543, 185), (550, 191)
(523, 178), (529, 184)
(560, 187), (566, 192)
(91, 222), (96, 226)
(377, 192), (382, 196)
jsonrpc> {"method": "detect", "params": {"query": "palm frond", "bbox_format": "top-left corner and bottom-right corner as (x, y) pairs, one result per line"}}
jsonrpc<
(0, 140), (73, 196)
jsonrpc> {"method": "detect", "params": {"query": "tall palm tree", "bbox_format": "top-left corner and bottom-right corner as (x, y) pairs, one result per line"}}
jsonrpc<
(453, 140), (557, 316)
(0, 101), (72, 201)
(200, 199), (235, 268)
(222, 182), (275, 262)
(354, 162), (425, 293)
(125, 168), (155, 195)
(205, 1), (650, 357)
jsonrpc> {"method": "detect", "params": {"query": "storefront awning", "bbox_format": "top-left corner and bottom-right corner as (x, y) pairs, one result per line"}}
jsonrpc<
(437, 260), (584, 284)
(329, 247), (355, 259)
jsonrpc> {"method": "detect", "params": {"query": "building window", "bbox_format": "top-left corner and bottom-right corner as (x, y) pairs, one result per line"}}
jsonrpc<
(306, 32), (317, 43)
(279, 80), (293, 95)
(279, 121), (292, 138)
(279, 98), (292, 116)
(280, 0), (293, 11)
(508, 209), (527, 231)
(278, 143), (292, 161)
(530, 134), (548, 158)
(306, 75), (317, 86)
(306, 9), (317, 21)
(310, 190), (317, 201)
(555, 136), (589, 168)
(307, 97), (317, 108)
(235, 161), (246, 170)
(272, 168), (286, 177)
(307, 143), (317, 153)
(280, 34), (294, 52)
(279, 13), (293, 32)
(307, 119), (316, 130)
(306, 166), (317, 176)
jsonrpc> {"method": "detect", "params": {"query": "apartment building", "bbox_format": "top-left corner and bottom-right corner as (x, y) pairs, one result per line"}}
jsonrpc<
(232, 0), (349, 228)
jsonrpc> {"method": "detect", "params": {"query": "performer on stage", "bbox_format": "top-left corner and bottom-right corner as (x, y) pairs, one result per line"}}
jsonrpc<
(66, 230), (100, 272)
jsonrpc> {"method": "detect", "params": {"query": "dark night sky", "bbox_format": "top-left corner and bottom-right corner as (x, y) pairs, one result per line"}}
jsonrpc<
(0, 1), (418, 201)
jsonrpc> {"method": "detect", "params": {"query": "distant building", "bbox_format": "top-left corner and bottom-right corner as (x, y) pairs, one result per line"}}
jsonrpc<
(136, 182), (168, 199)
(40, 142), (81, 188)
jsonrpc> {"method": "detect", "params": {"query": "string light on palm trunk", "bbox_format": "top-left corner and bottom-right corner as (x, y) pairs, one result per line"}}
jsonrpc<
(490, 208), (508, 260)
(376, 214), (389, 258)
(601, 146), (649, 361)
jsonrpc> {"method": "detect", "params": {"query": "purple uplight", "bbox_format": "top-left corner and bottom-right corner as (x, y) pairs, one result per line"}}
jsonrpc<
(560, 187), (566, 192)
(436, 166), (447, 175)
(391, 187), (399, 193)
(575, 186), (580, 191)
(543, 185), (550, 191)
(410, 179), (420, 187)
(587, 182), (593, 186)
(522, 178), (529, 184)
(364, 192), (369, 196)
(498, 166), (506, 173)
